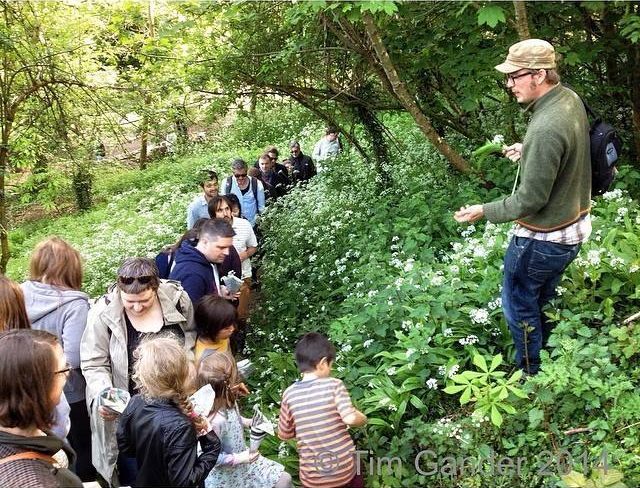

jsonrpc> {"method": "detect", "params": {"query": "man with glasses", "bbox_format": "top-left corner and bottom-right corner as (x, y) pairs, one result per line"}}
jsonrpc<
(221, 159), (265, 226)
(454, 39), (591, 375)
(289, 140), (316, 183)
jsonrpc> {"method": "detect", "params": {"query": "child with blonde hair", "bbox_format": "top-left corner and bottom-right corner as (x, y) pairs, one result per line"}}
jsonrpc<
(116, 335), (221, 487)
(197, 351), (292, 488)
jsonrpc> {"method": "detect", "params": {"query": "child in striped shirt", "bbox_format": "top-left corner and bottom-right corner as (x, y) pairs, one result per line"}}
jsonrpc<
(278, 333), (367, 488)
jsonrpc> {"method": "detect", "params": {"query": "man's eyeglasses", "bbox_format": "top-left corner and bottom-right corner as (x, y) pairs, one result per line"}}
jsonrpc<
(234, 173), (248, 179)
(118, 275), (154, 285)
(505, 71), (536, 84)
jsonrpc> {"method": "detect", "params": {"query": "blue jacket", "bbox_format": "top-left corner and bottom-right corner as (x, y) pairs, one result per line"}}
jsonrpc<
(169, 241), (218, 305)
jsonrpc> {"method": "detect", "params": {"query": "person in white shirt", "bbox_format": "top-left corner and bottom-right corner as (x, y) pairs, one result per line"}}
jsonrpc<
(208, 196), (257, 354)
(312, 126), (341, 164)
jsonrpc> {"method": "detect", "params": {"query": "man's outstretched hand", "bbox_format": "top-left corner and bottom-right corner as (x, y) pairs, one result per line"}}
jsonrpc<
(454, 204), (484, 223)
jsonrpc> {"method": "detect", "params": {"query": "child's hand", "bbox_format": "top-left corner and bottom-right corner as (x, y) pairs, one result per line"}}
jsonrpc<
(233, 449), (259, 465)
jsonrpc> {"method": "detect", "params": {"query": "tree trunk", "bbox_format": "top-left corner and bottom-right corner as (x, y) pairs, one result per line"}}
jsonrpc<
(355, 103), (391, 188)
(139, 93), (151, 170)
(512, 1), (531, 40)
(0, 125), (11, 274)
(361, 13), (471, 174)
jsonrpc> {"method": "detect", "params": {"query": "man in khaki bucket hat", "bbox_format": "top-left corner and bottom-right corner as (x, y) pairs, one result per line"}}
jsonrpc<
(454, 39), (592, 375)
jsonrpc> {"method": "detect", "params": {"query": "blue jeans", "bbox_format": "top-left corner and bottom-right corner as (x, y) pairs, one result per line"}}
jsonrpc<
(502, 236), (581, 374)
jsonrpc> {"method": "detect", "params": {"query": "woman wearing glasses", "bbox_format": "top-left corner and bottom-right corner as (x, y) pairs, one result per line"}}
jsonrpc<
(0, 329), (82, 487)
(81, 257), (195, 487)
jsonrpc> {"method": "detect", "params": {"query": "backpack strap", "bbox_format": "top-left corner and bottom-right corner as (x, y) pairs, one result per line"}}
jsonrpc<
(225, 176), (232, 195)
(0, 451), (56, 466)
(250, 177), (258, 203)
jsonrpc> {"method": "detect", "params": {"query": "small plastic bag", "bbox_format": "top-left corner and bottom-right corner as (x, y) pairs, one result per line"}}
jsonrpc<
(221, 271), (243, 294)
(249, 404), (274, 453)
(99, 387), (131, 415)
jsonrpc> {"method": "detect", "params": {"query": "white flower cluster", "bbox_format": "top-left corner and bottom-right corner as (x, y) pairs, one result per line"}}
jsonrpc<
(363, 339), (374, 348)
(438, 364), (459, 378)
(469, 308), (490, 325)
(459, 335), (479, 346)
(430, 271), (445, 287)
(426, 378), (438, 390)
(602, 188), (623, 201)
(487, 297), (502, 310)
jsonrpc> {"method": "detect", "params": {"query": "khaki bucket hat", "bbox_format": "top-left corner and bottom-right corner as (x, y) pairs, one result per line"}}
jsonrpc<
(495, 39), (556, 74)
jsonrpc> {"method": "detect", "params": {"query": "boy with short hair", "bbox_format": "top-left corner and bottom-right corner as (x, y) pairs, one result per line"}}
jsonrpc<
(186, 170), (218, 229)
(278, 332), (367, 488)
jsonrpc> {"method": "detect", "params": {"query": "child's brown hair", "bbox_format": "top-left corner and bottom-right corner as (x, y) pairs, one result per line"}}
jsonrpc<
(196, 351), (240, 415)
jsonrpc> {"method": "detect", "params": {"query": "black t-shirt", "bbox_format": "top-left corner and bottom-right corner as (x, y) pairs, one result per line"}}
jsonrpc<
(125, 314), (185, 394)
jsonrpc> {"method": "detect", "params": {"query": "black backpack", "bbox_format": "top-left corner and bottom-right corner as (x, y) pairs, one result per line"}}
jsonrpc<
(582, 100), (622, 196)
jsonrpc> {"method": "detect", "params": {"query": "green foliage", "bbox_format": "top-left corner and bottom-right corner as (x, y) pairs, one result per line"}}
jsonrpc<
(444, 354), (527, 427)
(477, 5), (506, 28)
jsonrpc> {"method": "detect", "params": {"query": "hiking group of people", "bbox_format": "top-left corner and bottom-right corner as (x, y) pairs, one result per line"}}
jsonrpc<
(0, 38), (596, 488)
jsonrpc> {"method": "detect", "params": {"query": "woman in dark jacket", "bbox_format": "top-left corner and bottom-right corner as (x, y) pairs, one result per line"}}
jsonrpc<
(0, 329), (82, 488)
(117, 336), (220, 487)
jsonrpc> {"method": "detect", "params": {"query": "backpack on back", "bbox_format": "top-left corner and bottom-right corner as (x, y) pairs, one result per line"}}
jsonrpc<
(582, 99), (622, 196)
(224, 176), (259, 202)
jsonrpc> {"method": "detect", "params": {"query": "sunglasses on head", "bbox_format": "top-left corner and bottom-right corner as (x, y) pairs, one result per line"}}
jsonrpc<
(118, 275), (154, 285)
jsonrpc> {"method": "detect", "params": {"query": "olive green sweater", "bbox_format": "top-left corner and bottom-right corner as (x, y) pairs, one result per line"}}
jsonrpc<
(483, 84), (591, 231)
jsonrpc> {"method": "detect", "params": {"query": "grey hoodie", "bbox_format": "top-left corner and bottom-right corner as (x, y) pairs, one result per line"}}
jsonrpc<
(21, 280), (90, 404)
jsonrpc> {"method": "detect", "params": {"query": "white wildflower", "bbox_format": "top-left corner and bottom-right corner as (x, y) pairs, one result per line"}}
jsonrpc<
(469, 308), (490, 325)
(363, 339), (374, 348)
(448, 364), (459, 378)
(492, 134), (505, 145)
(587, 250), (601, 266)
(404, 259), (415, 272)
(459, 335), (479, 346)
(443, 328), (453, 337)
(426, 378), (438, 390)
(405, 348), (416, 358)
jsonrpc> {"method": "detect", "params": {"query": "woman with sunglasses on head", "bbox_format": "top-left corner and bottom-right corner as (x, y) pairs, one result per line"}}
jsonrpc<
(0, 329), (82, 488)
(80, 257), (196, 487)
(21, 237), (96, 481)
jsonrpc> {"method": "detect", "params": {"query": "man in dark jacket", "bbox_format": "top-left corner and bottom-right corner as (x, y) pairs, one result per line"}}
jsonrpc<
(258, 152), (289, 199)
(289, 141), (316, 183)
(169, 218), (236, 305)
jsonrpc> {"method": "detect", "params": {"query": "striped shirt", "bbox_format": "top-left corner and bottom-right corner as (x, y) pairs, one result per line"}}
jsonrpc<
(514, 213), (592, 245)
(278, 377), (357, 488)
(231, 217), (258, 279)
